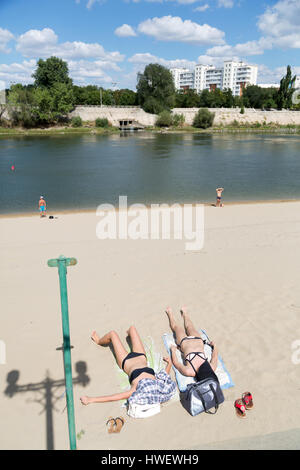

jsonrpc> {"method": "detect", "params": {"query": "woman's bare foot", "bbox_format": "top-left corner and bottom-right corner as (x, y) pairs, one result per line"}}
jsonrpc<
(165, 306), (173, 316)
(180, 306), (188, 316)
(91, 330), (101, 345)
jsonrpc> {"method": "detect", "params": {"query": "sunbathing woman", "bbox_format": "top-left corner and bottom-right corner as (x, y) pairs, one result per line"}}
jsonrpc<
(80, 325), (176, 406)
(165, 306), (219, 382)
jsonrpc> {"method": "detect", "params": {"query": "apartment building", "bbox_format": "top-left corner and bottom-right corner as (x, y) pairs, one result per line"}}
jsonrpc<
(205, 67), (223, 92)
(170, 60), (258, 96)
(170, 68), (192, 90)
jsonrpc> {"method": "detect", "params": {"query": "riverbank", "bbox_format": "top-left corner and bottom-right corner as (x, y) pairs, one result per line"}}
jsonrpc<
(1, 123), (300, 137)
(1, 202), (300, 449)
(1, 197), (300, 218)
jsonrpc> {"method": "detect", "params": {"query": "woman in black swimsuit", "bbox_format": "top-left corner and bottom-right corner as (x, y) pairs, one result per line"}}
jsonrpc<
(80, 326), (175, 406)
(165, 306), (219, 381)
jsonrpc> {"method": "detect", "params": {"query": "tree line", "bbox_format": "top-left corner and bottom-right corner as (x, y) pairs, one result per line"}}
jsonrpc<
(0, 57), (299, 128)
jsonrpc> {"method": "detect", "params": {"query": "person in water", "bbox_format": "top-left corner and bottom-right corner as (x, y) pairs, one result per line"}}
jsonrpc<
(39, 196), (47, 217)
(80, 326), (176, 406)
(165, 306), (219, 382)
(216, 187), (224, 207)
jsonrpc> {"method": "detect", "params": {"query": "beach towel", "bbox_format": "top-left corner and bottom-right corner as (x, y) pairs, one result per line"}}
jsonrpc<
(163, 330), (234, 392)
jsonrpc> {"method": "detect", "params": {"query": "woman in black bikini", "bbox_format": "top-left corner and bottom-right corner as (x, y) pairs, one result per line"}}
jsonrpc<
(80, 326), (176, 406)
(166, 306), (219, 382)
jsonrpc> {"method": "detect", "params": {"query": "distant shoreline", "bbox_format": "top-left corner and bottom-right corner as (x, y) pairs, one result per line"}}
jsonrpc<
(1, 125), (300, 137)
(1, 198), (300, 219)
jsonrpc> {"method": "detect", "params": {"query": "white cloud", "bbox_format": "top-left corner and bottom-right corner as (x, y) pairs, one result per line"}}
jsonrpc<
(137, 16), (225, 45)
(258, 0), (300, 49)
(217, 0), (234, 8)
(0, 27), (15, 53)
(194, 4), (210, 12)
(16, 28), (124, 63)
(129, 52), (196, 70)
(115, 24), (137, 37)
(0, 59), (37, 86)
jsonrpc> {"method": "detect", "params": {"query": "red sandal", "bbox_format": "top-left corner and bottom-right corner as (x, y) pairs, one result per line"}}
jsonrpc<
(234, 399), (246, 418)
(242, 392), (253, 410)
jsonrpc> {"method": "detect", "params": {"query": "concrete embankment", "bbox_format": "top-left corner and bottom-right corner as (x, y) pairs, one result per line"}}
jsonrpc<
(69, 105), (300, 127)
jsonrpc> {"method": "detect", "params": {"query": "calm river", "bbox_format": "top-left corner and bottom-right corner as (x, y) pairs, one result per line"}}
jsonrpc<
(1, 132), (300, 214)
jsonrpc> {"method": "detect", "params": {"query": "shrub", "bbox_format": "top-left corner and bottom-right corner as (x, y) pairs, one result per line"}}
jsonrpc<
(71, 116), (82, 127)
(193, 108), (215, 129)
(172, 113), (185, 127)
(156, 110), (173, 127)
(240, 105), (245, 114)
(95, 117), (109, 128)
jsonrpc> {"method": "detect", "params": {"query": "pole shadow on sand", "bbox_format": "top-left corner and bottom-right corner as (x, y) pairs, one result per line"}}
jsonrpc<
(4, 360), (90, 450)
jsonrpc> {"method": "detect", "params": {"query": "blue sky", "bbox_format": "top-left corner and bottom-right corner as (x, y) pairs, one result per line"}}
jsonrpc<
(0, 0), (299, 91)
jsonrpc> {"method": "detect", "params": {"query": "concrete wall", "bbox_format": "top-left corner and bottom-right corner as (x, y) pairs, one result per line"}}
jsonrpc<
(2, 105), (300, 127)
(69, 105), (157, 127)
(172, 108), (300, 126)
(69, 105), (300, 127)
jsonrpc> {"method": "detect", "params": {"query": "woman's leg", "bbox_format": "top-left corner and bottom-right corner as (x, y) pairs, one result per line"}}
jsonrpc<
(180, 306), (199, 337)
(165, 307), (186, 346)
(127, 326), (146, 355)
(91, 330), (128, 369)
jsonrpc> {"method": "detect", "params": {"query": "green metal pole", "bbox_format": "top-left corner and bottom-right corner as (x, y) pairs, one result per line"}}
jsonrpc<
(48, 255), (77, 450)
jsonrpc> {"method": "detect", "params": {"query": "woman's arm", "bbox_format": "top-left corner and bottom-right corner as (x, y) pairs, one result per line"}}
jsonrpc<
(209, 342), (218, 371)
(170, 346), (194, 377)
(163, 356), (172, 375)
(80, 387), (135, 405)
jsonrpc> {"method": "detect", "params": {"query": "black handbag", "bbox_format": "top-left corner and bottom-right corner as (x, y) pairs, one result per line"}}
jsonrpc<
(181, 377), (224, 416)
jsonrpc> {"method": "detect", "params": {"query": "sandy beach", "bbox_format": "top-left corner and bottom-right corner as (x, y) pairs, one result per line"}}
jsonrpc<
(1, 201), (300, 450)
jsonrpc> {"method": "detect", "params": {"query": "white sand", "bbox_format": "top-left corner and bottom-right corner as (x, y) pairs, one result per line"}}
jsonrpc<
(1, 202), (300, 450)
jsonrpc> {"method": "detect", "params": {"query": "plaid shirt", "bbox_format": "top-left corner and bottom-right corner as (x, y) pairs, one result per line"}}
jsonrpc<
(128, 370), (176, 405)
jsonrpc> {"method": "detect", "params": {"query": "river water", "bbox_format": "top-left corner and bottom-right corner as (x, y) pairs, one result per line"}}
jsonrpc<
(1, 132), (300, 214)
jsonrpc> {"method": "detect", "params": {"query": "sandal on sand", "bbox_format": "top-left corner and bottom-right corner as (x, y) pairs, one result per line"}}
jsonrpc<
(114, 417), (125, 433)
(234, 399), (246, 418)
(242, 392), (254, 410)
(106, 417), (116, 434)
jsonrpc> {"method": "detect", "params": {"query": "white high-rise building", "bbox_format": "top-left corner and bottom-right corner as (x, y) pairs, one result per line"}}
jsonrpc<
(205, 67), (224, 92)
(194, 64), (211, 93)
(171, 60), (258, 96)
(170, 68), (192, 90)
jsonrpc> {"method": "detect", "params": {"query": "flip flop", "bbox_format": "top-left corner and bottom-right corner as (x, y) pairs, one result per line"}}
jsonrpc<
(242, 392), (254, 410)
(106, 417), (116, 433)
(234, 399), (246, 418)
(114, 417), (125, 433)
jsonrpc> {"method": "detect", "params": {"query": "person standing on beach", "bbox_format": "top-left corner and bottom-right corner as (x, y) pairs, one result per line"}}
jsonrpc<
(216, 188), (224, 207)
(39, 196), (47, 217)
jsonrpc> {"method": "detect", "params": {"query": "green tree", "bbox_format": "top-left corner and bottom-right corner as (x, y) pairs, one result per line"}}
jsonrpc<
(113, 89), (137, 106)
(137, 63), (175, 114)
(7, 84), (37, 127)
(51, 82), (75, 118)
(223, 88), (234, 108)
(198, 89), (211, 108)
(193, 108), (215, 129)
(33, 56), (73, 88)
(174, 89), (200, 108)
(277, 65), (296, 110)
(32, 87), (54, 123)
(155, 110), (173, 127)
